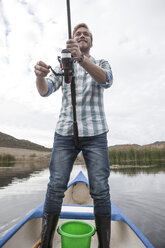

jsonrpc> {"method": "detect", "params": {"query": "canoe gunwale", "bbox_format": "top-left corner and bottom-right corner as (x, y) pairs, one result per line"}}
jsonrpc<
(0, 203), (43, 247)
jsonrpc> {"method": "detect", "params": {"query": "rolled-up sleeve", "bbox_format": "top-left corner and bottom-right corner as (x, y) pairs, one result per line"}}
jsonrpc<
(43, 66), (63, 97)
(99, 59), (113, 89)
(43, 79), (55, 97)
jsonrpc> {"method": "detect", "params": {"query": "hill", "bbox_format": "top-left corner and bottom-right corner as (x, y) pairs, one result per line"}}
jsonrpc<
(0, 131), (165, 152)
(109, 141), (165, 151)
(0, 132), (51, 152)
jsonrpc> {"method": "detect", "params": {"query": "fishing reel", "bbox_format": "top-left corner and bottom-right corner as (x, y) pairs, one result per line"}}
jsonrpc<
(49, 49), (74, 84)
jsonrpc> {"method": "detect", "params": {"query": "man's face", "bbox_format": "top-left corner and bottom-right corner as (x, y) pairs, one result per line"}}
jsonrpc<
(73, 27), (92, 53)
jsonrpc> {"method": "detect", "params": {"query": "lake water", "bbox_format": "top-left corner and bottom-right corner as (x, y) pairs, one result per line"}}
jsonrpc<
(0, 162), (165, 248)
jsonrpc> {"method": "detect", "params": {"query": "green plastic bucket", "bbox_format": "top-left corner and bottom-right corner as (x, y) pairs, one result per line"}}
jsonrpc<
(57, 220), (96, 248)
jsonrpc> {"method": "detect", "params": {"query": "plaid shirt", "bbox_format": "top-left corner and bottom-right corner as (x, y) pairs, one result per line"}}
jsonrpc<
(45, 56), (113, 137)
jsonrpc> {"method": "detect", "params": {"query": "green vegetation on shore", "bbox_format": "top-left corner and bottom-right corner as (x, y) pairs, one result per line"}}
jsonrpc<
(109, 146), (165, 166)
(0, 154), (15, 163)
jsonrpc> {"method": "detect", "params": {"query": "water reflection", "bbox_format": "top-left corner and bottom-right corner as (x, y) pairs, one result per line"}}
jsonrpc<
(1, 161), (165, 188)
(0, 162), (49, 188)
(0, 162), (15, 168)
(111, 163), (165, 176)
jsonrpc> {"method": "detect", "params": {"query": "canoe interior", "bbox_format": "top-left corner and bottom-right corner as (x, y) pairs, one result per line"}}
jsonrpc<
(2, 217), (146, 248)
(63, 182), (93, 205)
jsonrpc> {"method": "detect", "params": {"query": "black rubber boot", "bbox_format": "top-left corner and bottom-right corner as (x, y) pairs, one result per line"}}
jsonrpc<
(40, 212), (59, 248)
(95, 214), (111, 248)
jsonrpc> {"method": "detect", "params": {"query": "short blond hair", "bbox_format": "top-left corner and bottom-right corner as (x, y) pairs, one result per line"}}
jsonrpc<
(73, 23), (93, 45)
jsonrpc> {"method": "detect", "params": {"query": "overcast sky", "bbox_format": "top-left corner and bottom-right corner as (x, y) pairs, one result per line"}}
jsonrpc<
(0, 0), (165, 148)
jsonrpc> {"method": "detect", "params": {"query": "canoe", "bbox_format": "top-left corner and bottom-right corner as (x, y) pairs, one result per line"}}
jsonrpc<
(0, 171), (154, 248)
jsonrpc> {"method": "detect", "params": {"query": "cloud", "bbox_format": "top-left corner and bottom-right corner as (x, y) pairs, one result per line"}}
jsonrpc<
(0, 0), (165, 147)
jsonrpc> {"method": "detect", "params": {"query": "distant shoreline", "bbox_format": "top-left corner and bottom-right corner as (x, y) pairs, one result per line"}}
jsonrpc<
(0, 147), (51, 163)
(0, 147), (85, 165)
(0, 147), (165, 169)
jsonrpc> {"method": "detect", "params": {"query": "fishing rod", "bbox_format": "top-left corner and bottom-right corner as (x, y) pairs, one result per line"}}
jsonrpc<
(66, 0), (72, 39)
(49, 0), (79, 147)
(48, 0), (73, 84)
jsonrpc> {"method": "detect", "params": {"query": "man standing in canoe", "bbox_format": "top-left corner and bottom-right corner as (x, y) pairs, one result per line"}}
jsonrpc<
(34, 23), (113, 248)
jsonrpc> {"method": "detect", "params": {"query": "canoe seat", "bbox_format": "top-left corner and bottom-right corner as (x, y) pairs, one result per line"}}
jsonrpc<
(61, 205), (94, 220)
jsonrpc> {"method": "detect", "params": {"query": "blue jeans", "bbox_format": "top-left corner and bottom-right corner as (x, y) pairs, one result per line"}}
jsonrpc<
(44, 132), (111, 216)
